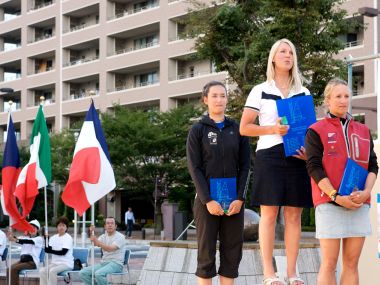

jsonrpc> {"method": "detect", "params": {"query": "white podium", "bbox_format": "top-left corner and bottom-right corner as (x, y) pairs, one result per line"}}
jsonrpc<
(359, 143), (380, 283)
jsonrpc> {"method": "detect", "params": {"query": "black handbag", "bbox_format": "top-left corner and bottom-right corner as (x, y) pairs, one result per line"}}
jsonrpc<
(73, 258), (83, 270)
(20, 254), (33, 263)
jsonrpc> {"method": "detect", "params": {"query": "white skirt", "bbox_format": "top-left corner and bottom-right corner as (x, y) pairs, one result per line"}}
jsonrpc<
(315, 203), (371, 239)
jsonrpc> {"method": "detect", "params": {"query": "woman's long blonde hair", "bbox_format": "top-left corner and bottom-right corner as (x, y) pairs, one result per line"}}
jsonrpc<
(266, 38), (303, 92)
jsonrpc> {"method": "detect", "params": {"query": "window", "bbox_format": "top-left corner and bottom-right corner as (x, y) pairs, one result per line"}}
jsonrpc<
(133, 0), (156, 12)
(44, 28), (52, 38)
(134, 35), (158, 50)
(347, 33), (357, 43)
(46, 60), (53, 70)
(134, 71), (158, 87)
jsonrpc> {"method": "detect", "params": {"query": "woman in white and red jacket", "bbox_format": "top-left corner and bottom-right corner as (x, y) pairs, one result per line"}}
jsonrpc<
(305, 78), (378, 285)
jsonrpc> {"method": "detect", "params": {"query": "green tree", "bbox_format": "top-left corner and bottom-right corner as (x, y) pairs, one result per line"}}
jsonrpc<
(102, 104), (202, 232)
(186, 0), (362, 114)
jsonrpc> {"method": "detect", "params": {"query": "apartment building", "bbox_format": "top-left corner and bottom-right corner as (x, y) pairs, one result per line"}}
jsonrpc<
(323, 0), (379, 133)
(0, 0), (226, 142)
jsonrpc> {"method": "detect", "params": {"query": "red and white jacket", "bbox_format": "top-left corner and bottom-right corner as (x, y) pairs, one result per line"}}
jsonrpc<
(309, 116), (370, 207)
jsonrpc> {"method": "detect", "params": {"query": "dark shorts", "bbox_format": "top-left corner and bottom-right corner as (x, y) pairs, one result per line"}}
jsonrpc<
(193, 197), (244, 279)
(251, 143), (313, 208)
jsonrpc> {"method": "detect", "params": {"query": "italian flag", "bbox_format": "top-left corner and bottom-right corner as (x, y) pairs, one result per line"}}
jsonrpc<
(15, 106), (51, 217)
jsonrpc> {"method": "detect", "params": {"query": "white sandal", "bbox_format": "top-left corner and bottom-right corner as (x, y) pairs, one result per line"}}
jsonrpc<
(263, 276), (285, 285)
(287, 276), (305, 285)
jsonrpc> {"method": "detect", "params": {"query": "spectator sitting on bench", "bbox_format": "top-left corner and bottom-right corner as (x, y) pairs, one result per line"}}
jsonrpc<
(80, 217), (126, 285)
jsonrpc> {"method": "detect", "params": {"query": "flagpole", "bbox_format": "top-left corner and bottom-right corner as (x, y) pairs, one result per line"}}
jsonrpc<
(40, 97), (49, 282)
(8, 230), (11, 285)
(7, 101), (13, 285)
(44, 185), (49, 281)
(91, 205), (95, 285)
(74, 211), (77, 247)
(82, 211), (86, 247)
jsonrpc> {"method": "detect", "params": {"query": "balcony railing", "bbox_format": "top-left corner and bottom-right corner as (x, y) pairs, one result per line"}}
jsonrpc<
(108, 80), (159, 93)
(169, 70), (217, 81)
(63, 56), (99, 67)
(345, 40), (363, 48)
(108, 2), (159, 20)
(63, 19), (99, 34)
(0, 43), (21, 52)
(28, 33), (54, 44)
(29, 0), (55, 12)
(3, 12), (21, 21)
(3, 102), (21, 112)
(28, 98), (55, 107)
(2, 73), (21, 82)
(67, 89), (99, 100)
(168, 35), (190, 42)
(109, 41), (159, 56)
(29, 66), (54, 75)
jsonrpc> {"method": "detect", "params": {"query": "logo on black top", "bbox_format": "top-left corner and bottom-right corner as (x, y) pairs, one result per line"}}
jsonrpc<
(208, 131), (218, 145)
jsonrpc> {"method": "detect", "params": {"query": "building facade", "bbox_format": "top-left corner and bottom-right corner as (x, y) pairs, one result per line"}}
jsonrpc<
(0, 0), (226, 143)
(321, 0), (379, 133)
(1, 0), (378, 139)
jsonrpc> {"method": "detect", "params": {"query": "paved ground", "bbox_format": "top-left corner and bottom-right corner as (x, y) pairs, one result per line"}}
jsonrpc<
(0, 228), (317, 284)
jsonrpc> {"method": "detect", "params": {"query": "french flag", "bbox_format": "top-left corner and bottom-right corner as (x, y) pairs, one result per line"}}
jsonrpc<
(1, 115), (34, 232)
(62, 102), (116, 216)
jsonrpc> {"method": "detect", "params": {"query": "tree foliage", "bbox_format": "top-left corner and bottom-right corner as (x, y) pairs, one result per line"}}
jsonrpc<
(102, 104), (202, 211)
(186, 0), (363, 112)
(29, 104), (202, 224)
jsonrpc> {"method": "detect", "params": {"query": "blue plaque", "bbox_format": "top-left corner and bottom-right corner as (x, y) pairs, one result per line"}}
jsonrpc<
(276, 95), (317, 156)
(210, 177), (237, 212)
(338, 158), (368, 196)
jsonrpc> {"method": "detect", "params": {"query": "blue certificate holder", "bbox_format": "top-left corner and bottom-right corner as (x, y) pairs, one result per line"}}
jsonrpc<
(276, 95), (317, 156)
(338, 158), (368, 196)
(210, 177), (237, 212)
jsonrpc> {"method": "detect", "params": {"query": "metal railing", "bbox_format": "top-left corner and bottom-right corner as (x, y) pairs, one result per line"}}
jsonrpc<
(29, 0), (55, 12)
(67, 90), (99, 100)
(28, 98), (55, 107)
(2, 74), (21, 82)
(108, 80), (159, 93)
(108, 2), (159, 20)
(168, 35), (189, 42)
(1, 43), (21, 52)
(30, 66), (54, 75)
(345, 40), (363, 48)
(169, 70), (217, 81)
(28, 33), (54, 44)
(109, 41), (159, 56)
(3, 103), (21, 112)
(3, 12), (21, 21)
(63, 56), (99, 67)
(64, 19), (99, 34)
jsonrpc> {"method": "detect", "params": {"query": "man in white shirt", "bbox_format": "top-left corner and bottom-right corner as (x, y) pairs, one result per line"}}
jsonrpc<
(79, 217), (125, 285)
(124, 207), (135, 238)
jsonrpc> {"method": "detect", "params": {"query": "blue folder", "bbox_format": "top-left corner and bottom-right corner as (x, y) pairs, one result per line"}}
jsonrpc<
(338, 158), (368, 196)
(276, 95), (317, 156)
(210, 177), (237, 211)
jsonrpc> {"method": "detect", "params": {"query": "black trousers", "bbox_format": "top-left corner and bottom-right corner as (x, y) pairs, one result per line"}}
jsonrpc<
(193, 197), (244, 279)
(126, 219), (134, 237)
